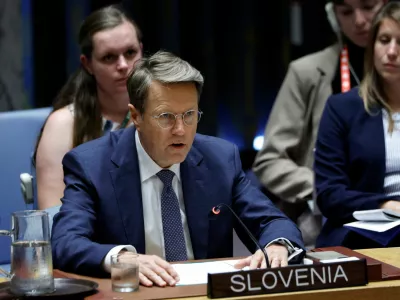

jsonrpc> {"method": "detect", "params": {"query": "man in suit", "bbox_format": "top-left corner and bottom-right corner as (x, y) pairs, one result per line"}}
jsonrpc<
(51, 51), (304, 287)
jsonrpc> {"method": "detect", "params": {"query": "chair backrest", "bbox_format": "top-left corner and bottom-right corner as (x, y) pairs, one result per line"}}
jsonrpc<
(0, 107), (52, 264)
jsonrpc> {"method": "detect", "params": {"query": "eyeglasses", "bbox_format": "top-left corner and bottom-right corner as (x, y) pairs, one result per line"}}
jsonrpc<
(152, 110), (203, 129)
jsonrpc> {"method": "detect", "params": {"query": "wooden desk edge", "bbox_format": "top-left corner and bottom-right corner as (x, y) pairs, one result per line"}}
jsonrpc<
(54, 248), (400, 300)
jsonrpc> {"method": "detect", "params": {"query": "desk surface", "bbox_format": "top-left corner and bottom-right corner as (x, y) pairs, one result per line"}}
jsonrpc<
(178, 247), (400, 300)
(1, 248), (400, 299)
(62, 248), (400, 300)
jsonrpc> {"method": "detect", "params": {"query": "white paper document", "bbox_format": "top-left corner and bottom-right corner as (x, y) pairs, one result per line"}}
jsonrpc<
(319, 257), (360, 264)
(344, 209), (400, 232)
(353, 209), (400, 222)
(173, 257), (313, 286)
(172, 260), (246, 286)
(344, 220), (400, 232)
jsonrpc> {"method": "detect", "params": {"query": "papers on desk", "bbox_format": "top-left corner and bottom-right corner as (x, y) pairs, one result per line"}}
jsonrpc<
(319, 257), (360, 264)
(353, 209), (400, 222)
(345, 220), (400, 232)
(345, 209), (400, 232)
(344, 209), (400, 246)
(172, 260), (248, 286)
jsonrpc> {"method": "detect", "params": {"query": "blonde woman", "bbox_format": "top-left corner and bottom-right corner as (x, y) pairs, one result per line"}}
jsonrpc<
(314, 2), (400, 249)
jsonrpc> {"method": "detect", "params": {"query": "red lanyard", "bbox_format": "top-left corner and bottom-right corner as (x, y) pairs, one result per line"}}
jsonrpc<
(340, 45), (351, 93)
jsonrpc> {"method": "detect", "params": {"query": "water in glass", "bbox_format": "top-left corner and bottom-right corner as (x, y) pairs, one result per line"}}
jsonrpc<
(111, 262), (139, 292)
(10, 240), (54, 295)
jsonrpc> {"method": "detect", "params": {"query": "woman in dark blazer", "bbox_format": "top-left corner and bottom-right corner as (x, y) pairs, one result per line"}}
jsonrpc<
(314, 2), (400, 249)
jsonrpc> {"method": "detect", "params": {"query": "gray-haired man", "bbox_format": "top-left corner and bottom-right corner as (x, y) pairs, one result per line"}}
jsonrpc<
(52, 51), (305, 287)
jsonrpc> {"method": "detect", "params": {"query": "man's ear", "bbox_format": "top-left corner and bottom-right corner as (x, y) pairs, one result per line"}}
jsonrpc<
(128, 104), (142, 131)
(80, 54), (93, 75)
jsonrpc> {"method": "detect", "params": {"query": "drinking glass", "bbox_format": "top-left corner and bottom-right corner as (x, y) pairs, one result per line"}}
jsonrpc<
(0, 210), (54, 296)
(111, 252), (139, 292)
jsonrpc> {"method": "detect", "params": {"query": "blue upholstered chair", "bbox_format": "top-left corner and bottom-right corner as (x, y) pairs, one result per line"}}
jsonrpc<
(0, 107), (52, 272)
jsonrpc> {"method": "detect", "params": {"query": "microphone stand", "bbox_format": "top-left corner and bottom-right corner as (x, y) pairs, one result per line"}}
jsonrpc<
(211, 203), (271, 268)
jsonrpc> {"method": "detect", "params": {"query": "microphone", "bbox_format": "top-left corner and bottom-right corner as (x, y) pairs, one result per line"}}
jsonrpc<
(210, 203), (270, 268)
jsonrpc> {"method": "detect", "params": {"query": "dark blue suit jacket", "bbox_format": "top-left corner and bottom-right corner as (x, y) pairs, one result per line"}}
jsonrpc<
(315, 88), (400, 248)
(52, 127), (304, 277)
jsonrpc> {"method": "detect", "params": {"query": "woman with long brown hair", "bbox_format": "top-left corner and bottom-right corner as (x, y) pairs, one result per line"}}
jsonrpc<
(35, 5), (143, 210)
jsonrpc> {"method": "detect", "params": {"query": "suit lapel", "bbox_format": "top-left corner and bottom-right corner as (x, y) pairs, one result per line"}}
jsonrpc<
(181, 145), (211, 259)
(317, 44), (340, 81)
(109, 127), (145, 253)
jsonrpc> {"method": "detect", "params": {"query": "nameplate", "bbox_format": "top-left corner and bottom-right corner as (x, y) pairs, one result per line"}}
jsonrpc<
(207, 259), (368, 298)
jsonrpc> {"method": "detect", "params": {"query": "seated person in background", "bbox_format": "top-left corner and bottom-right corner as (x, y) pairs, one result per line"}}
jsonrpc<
(51, 51), (305, 287)
(35, 5), (143, 210)
(252, 0), (386, 247)
(314, 2), (400, 249)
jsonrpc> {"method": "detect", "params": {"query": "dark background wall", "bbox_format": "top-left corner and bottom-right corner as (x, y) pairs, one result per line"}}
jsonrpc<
(24, 1), (335, 156)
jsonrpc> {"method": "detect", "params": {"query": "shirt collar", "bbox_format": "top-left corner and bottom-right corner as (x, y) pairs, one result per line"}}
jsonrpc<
(135, 130), (181, 183)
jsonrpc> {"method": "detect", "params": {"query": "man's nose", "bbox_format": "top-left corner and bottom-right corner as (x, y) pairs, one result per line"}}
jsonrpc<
(172, 115), (185, 135)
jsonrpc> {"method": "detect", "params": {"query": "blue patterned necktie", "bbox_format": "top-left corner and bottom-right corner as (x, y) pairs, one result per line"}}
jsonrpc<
(156, 169), (188, 262)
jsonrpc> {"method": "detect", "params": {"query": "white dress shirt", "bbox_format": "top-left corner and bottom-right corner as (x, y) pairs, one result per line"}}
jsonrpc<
(382, 110), (400, 197)
(103, 131), (194, 272)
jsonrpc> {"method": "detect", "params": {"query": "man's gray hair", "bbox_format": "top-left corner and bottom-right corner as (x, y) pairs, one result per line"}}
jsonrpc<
(127, 50), (204, 113)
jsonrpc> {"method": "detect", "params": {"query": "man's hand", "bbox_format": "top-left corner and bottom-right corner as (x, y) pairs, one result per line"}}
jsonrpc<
(120, 253), (179, 287)
(234, 244), (289, 270)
